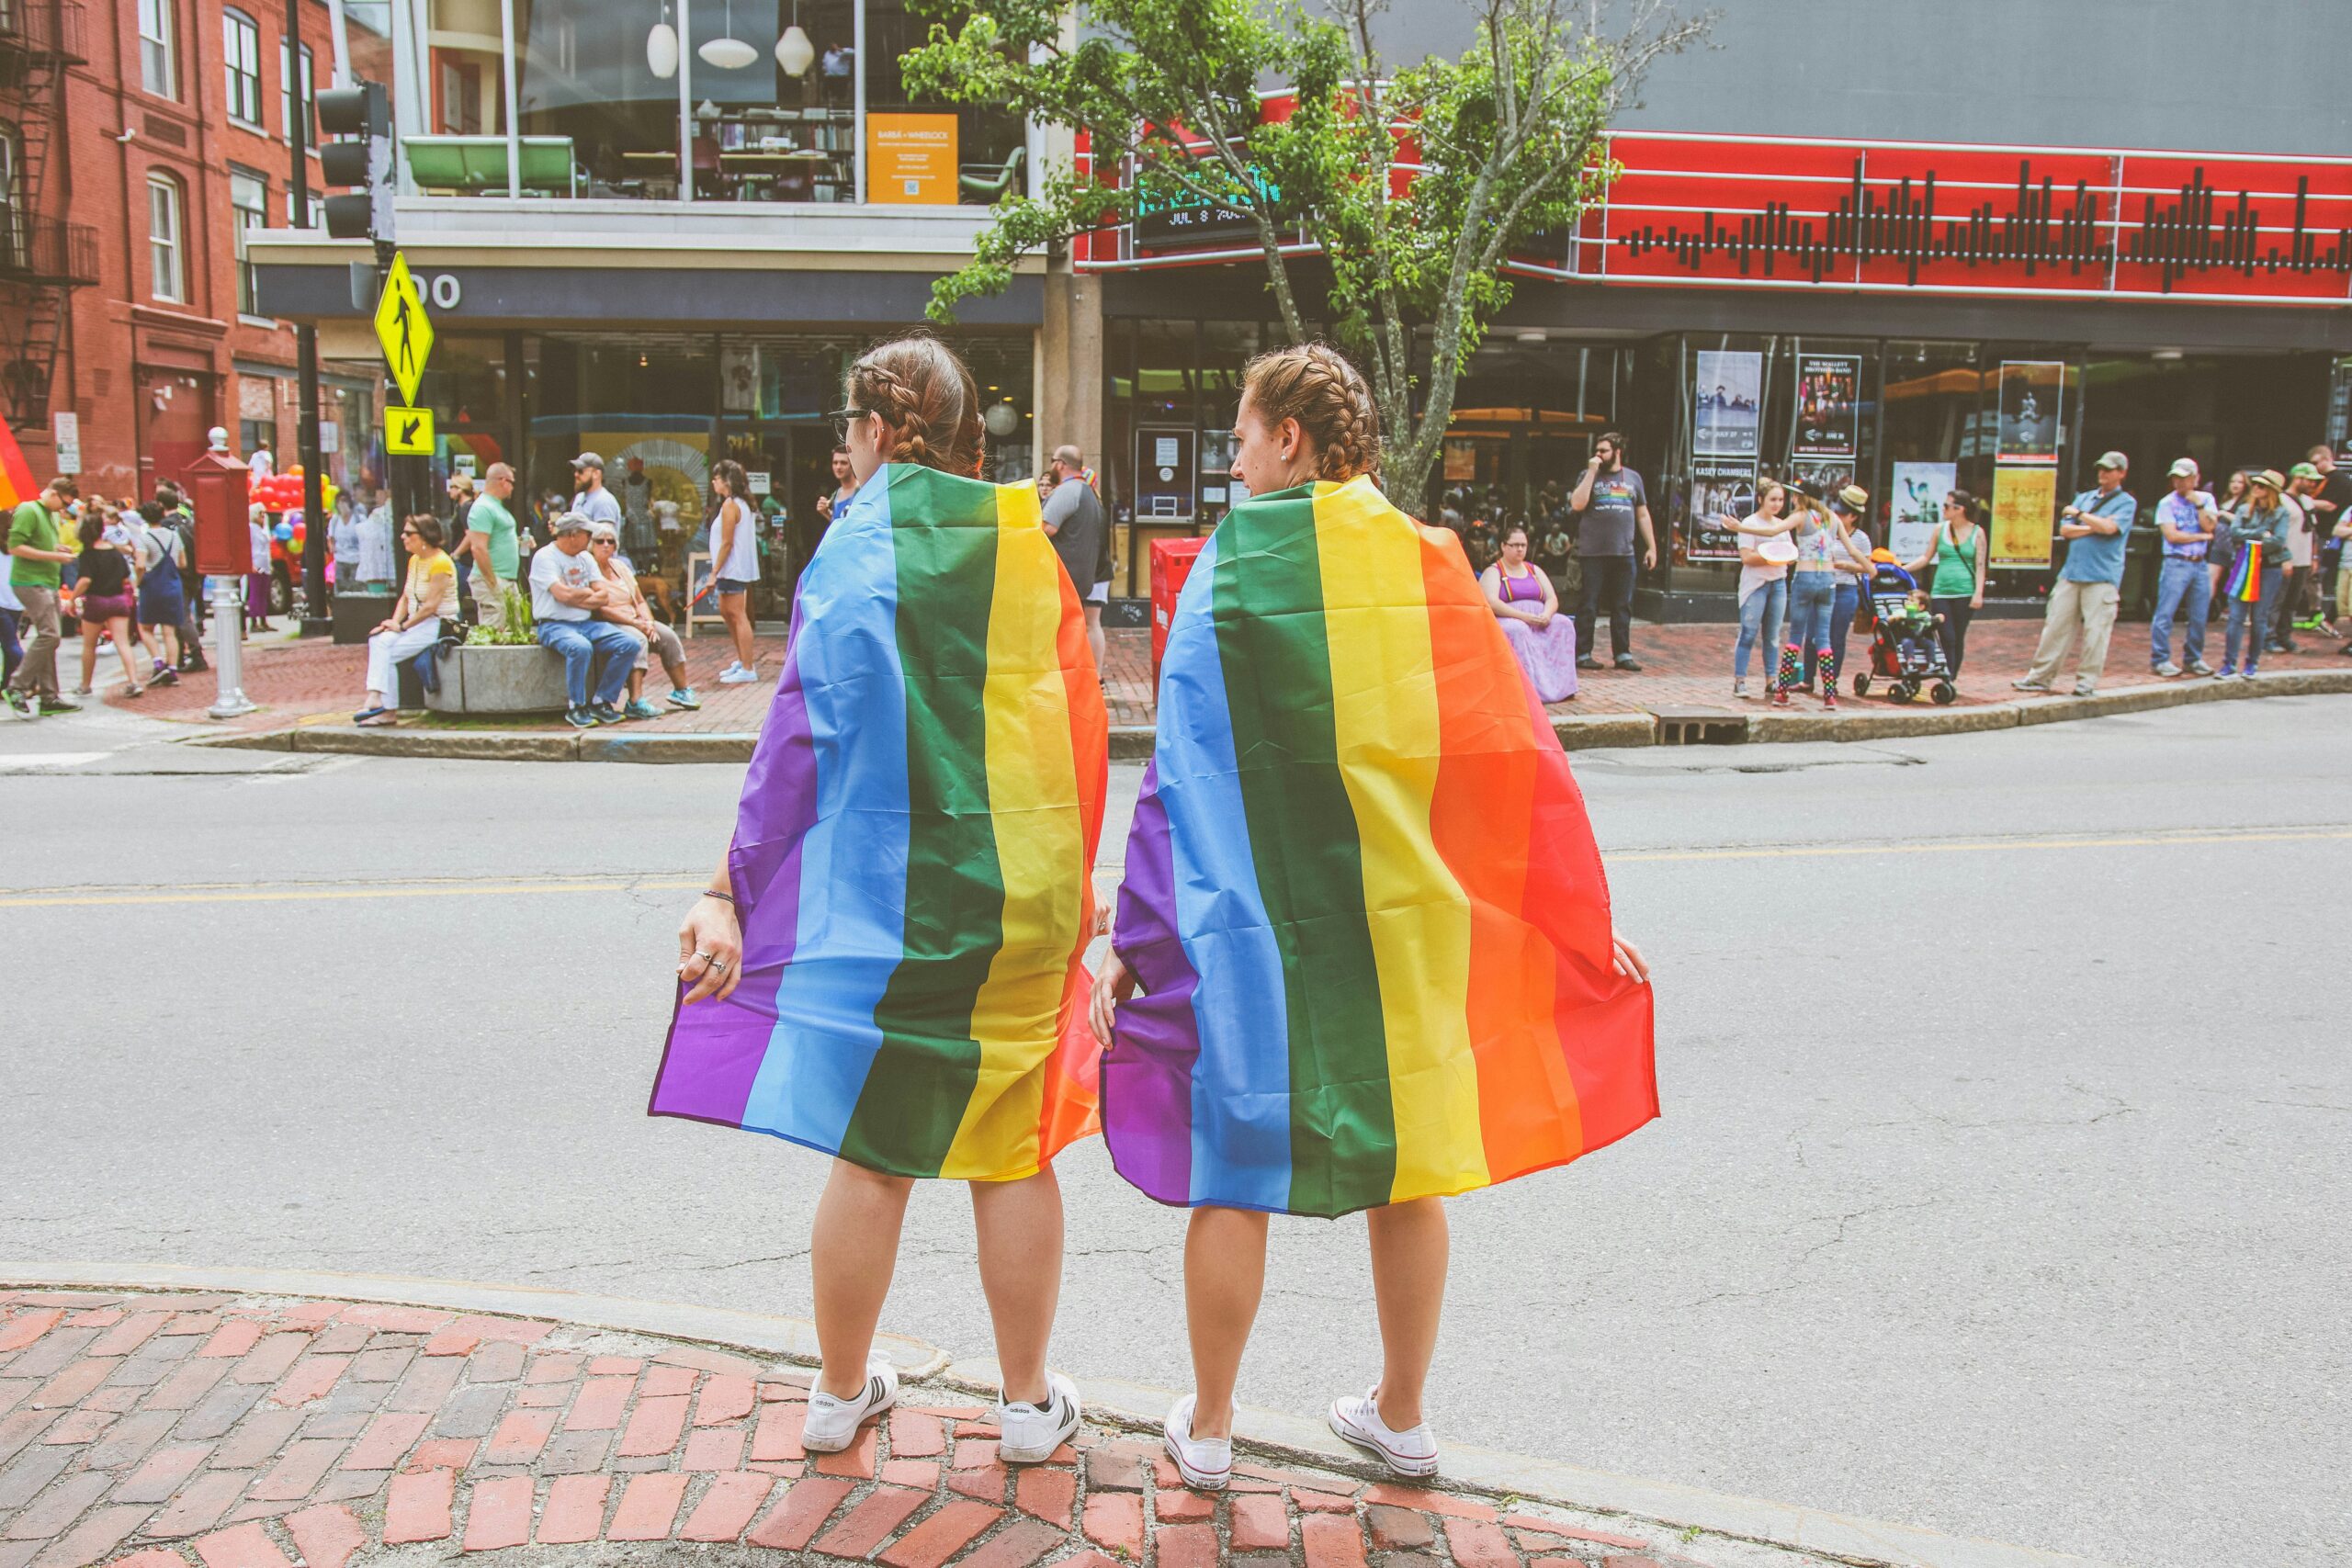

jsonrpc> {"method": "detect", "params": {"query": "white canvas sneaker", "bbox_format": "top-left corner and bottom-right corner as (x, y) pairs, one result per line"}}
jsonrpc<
(800, 1355), (897, 1453)
(1161, 1393), (1231, 1491)
(1328, 1388), (1439, 1478)
(718, 662), (760, 684)
(995, 1371), (1081, 1463)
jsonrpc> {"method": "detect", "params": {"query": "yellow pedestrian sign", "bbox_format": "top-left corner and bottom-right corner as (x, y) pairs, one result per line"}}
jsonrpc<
(372, 252), (434, 408)
(384, 405), (435, 456)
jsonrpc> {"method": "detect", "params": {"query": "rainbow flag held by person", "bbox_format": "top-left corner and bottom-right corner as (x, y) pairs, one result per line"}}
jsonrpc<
(650, 464), (1110, 1181)
(1105, 475), (1657, 1219)
(2226, 540), (2263, 602)
(0, 411), (37, 513)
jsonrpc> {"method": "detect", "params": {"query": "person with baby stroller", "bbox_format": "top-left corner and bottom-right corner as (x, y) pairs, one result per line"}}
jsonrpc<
(1852, 550), (1958, 705)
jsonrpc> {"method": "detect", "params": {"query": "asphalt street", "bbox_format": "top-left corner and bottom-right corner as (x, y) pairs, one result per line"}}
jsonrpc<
(4, 697), (2346, 1568)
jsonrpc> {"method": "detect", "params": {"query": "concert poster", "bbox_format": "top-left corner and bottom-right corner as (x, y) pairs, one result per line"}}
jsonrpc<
(1693, 350), (1761, 457)
(1686, 457), (1758, 560)
(1996, 361), (2064, 466)
(1792, 355), (1861, 460)
(1890, 461), (1957, 563)
(1991, 466), (2058, 569)
(1789, 459), (1853, 502)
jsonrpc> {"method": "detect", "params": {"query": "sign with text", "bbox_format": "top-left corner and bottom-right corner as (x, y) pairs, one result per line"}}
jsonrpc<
(1991, 466), (2057, 569)
(1792, 355), (1860, 459)
(867, 114), (958, 204)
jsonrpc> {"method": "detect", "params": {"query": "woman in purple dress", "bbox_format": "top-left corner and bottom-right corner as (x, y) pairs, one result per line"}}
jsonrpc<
(1480, 524), (1577, 702)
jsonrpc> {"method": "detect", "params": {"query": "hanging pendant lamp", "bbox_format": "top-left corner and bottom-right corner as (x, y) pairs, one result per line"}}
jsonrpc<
(698, 0), (758, 69)
(646, 0), (679, 78)
(776, 25), (814, 75)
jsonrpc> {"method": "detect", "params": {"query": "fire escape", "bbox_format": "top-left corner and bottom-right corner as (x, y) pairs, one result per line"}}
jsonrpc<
(0, 0), (96, 432)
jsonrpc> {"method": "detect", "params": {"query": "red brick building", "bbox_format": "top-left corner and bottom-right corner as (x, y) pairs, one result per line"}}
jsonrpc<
(2, 0), (360, 500)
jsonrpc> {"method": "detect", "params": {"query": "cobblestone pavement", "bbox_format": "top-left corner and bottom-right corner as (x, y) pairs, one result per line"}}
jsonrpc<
(74, 615), (2352, 739)
(0, 1290), (1766, 1568)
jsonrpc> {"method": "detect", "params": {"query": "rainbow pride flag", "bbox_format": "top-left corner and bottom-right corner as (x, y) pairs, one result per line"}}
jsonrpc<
(650, 464), (1109, 1181)
(1105, 475), (1657, 1218)
(2226, 540), (2263, 602)
(0, 411), (37, 513)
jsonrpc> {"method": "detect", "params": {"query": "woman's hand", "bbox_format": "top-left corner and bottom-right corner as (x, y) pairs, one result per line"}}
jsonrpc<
(1089, 952), (1137, 1047)
(678, 895), (743, 1004)
(1610, 926), (1651, 985)
(1970, 592), (1984, 610)
(1531, 608), (1554, 629)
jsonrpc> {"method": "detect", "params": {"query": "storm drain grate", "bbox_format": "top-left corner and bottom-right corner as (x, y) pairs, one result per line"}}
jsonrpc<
(1650, 707), (1750, 746)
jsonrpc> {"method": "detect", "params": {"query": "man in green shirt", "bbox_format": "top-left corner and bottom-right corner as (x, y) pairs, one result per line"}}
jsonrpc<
(466, 462), (523, 631)
(6, 476), (79, 716)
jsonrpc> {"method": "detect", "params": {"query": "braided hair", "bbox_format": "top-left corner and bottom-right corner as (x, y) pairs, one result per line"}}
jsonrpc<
(844, 335), (984, 478)
(1238, 344), (1380, 482)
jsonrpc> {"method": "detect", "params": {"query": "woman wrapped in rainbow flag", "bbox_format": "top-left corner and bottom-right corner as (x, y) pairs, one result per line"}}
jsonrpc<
(1092, 344), (1657, 1489)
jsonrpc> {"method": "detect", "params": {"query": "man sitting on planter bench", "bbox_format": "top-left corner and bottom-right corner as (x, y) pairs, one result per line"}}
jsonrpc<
(531, 512), (646, 728)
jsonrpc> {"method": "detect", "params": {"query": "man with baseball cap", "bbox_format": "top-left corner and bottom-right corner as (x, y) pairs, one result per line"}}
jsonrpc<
(2148, 457), (2217, 677)
(2278, 460), (2324, 651)
(569, 452), (625, 533)
(530, 510), (644, 727)
(2304, 444), (2348, 642)
(2016, 450), (2136, 696)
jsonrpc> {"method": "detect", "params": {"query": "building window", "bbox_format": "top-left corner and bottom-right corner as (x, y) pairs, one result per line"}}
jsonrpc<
(147, 173), (186, 302)
(0, 122), (20, 270)
(231, 167), (269, 316)
(281, 40), (314, 145)
(287, 188), (320, 227)
(224, 10), (264, 128)
(139, 0), (178, 98)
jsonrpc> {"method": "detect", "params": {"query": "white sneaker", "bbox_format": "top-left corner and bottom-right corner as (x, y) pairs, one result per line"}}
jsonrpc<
(800, 1356), (897, 1453)
(996, 1371), (1080, 1463)
(1161, 1394), (1231, 1491)
(718, 663), (760, 684)
(1328, 1388), (1439, 1478)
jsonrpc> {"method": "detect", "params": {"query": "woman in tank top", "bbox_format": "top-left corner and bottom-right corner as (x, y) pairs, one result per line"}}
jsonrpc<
(1905, 490), (1988, 677)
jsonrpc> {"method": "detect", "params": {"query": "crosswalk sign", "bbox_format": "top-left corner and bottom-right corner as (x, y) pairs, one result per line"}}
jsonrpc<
(372, 253), (434, 408)
(383, 406), (435, 456)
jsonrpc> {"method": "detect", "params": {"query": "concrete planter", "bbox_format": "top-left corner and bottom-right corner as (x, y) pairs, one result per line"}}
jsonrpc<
(424, 642), (571, 716)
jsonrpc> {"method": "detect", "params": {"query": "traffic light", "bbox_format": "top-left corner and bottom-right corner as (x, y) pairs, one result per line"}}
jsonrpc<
(315, 80), (393, 243)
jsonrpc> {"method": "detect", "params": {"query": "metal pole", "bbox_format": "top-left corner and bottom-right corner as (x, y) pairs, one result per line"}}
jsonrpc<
(208, 575), (258, 717)
(289, 0), (330, 634)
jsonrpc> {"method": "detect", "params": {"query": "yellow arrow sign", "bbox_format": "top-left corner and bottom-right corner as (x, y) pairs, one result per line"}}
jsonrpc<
(383, 405), (436, 456)
(372, 252), (434, 409)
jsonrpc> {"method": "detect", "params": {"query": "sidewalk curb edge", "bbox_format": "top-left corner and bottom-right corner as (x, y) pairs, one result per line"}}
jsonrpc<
(0, 1261), (2118, 1568)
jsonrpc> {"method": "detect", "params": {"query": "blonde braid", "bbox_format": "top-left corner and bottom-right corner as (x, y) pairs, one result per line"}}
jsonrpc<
(1241, 343), (1382, 482)
(847, 337), (974, 476)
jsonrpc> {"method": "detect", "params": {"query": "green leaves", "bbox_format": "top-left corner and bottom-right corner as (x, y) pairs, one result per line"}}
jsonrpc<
(909, 0), (1708, 497)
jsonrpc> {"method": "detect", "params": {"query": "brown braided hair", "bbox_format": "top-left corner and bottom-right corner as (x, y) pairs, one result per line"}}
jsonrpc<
(1238, 344), (1380, 482)
(844, 335), (984, 478)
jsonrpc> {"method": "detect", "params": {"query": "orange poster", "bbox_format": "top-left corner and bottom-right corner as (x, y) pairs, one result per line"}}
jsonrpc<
(866, 114), (959, 204)
(1991, 466), (2057, 569)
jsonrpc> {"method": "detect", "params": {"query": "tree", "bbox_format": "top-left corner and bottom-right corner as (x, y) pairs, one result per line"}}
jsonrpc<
(907, 0), (1713, 500)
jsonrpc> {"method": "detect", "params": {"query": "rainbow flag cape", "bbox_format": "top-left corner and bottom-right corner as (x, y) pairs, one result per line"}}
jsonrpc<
(650, 464), (1109, 1181)
(2226, 540), (2262, 602)
(0, 411), (37, 513)
(1105, 475), (1657, 1218)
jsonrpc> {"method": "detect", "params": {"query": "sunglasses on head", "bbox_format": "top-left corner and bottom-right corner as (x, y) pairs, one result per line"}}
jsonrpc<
(825, 406), (875, 442)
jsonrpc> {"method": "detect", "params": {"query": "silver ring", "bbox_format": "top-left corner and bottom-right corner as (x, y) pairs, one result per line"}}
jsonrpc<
(710, 957), (729, 971)
(693, 950), (712, 962)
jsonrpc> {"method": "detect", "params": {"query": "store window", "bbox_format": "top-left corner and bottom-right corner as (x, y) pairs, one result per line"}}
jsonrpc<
(0, 122), (20, 271)
(688, 0), (857, 203)
(146, 173), (186, 303)
(864, 0), (1023, 206)
(231, 167), (269, 318)
(1668, 333), (1878, 570)
(281, 40), (315, 145)
(223, 9), (264, 128)
(509, 0), (683, 200)
(139, 0), (178, 99)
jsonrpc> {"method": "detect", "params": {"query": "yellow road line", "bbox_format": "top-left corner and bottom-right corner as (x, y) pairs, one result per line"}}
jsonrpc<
(6, 826), (2350, 908)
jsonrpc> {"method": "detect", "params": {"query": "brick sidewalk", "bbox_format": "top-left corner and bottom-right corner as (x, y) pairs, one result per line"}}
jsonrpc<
(80, 615), (2352, 740)
(0, 1289), (1733, 1568)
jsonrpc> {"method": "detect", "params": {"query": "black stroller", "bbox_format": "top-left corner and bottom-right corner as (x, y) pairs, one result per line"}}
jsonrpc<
(1852, 558), (1958, 705)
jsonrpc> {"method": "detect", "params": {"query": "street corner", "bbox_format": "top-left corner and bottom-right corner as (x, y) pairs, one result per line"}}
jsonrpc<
(0, 1288), (1790, 1568)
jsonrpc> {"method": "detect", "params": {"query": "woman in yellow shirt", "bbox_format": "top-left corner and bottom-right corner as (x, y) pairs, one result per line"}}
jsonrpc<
(354, 514), (457, 726)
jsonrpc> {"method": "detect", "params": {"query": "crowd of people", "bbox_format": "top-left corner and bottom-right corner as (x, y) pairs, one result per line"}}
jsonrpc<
(5, 476), (209, 719)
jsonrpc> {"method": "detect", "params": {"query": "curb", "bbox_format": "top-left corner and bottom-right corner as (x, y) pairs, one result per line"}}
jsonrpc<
(177, 668), (2352, 763)
(0, 1262), (2116, 1568)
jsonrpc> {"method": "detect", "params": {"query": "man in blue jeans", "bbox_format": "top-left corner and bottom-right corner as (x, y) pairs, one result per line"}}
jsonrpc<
(530, 513), (645, 727)
(2148, 457), (2216, 677)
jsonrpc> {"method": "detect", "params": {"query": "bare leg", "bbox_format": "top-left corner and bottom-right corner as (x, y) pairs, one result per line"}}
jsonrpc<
(627, 667), (645, 702)
(1184, 1206), (1269, 1440)
(725, 594), (755, 669)
(110, 618), (142, 686)
(1364, 1197), (1449, 1431)
(968, 1166), (1065, 1405)
(810, 1160), (913, 1399)
(79, 624), (98, 690)
(1085, 604), (1106, 671)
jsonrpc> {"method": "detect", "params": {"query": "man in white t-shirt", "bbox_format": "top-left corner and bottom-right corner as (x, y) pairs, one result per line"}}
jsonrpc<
(530, 513), (644, 727)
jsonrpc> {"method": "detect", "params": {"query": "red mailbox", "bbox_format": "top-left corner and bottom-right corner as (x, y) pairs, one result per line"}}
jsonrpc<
(184, 434), (250, 578)
(1148, 534), (1208, 683)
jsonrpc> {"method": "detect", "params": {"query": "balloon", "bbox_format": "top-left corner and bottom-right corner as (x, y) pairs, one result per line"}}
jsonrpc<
(274, 521), (293, 542)
(292, 523), (306, 544)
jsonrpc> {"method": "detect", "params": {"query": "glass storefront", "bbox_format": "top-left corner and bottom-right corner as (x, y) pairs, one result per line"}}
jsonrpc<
(402, 0), (1016, 205)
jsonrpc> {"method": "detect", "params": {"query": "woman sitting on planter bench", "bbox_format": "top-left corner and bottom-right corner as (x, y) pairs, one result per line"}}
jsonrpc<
(353, 514), (457, 727)
(586, 520), (699, 718)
